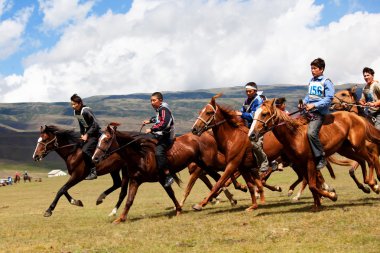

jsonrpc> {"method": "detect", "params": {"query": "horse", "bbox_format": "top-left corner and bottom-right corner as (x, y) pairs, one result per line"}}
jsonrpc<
(92, 123), (249, 223)
(23, 174), (31, 182)
(331, 86), (380, 193)
(14, 174), (21, 183)
(32, 125), (129, 217)
(250, 99), (380, 210)
(191, 94), (281, 212)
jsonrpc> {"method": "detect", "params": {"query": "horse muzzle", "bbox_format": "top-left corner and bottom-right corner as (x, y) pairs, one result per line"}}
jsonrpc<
(191, 127), (203, 136)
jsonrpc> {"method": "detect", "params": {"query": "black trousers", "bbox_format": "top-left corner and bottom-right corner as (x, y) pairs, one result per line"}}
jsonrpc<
(155, 136), (173, 171)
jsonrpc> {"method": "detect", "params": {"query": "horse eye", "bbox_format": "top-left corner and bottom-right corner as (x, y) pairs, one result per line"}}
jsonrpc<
(261, 113), (267, 117)
(341, 93), (347, 97)
(206, 111), (213, 115)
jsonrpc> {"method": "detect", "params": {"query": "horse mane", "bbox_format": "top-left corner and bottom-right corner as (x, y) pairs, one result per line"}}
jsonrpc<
(115, 131), (156, 155)
(217, 103), (244, 128)
(262, 100), (305, 133)
(43, 125), (81, 144)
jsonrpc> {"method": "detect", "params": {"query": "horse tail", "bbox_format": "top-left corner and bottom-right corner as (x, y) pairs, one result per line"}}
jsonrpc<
(325, 158), (336, 179)
(365, 121), (380, 144)
(172, 173), (182, 187)
(327, 155), (353, 167)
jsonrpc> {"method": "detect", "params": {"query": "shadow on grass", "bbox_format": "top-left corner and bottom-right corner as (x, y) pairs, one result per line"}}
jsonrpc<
(122, 196), (379, 222)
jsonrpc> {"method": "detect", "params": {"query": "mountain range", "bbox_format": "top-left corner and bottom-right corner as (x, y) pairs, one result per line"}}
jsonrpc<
(0, 83), (359, 169)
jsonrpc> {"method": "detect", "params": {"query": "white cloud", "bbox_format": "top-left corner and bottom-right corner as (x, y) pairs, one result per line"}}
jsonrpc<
(0, 5), (32, 60)
(38, 0), (94, 30)
(1, 0), (380, 102)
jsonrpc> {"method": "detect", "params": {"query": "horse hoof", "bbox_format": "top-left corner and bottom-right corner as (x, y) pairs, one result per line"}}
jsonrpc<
(288, 190), (293, 197)
(76, 200), (84, 207)
(363, 187), (371, 194)
(373, 185), (380, 194)
(192, 204), (203, 211)
(276, 186), (282, 192)
(230, 199), (237, 206)
(176, 211), (181, 216)
(241, 186), (248, 193)
(112, 218), (125, 225)
(330, 192), (338, 202)
(245, 205), (258, 212)
(292, 197), (299, 202)
(96, 200), (103, 205)
(43, 210), (52, 217)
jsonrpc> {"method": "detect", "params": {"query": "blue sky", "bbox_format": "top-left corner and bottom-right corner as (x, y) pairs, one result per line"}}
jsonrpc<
(0, 0), (380, 102)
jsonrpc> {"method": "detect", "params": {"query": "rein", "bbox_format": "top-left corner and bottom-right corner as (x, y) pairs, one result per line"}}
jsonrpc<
(193, 103), (227, 134)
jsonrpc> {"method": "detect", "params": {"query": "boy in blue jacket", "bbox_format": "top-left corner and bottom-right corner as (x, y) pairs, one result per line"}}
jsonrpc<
(300, 58), (334, 170)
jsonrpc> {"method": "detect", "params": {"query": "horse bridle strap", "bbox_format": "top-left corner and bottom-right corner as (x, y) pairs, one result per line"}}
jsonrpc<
(38, 136), (77, 155)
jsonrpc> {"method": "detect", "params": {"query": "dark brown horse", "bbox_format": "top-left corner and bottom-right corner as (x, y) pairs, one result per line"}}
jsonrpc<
(92, 123), (249, 223)
(23, 174), (31, 182)
(251, 99), (380, 210)
(32, 125), (129, 217)
(331, 86), (380, 193)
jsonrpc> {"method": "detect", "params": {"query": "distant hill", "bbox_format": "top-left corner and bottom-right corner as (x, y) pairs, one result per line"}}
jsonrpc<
(0, 83), (361, 167)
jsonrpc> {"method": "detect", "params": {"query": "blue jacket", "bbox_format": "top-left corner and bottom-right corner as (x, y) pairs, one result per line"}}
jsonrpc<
(303, 75), (334, 115)
(240, 94), (263, 127)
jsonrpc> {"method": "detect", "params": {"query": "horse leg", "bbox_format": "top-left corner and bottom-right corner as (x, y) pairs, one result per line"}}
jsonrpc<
(44, 177), (82, 217)
(192, 161), (240, 211)
(109, 170), (129, 217)
(349, 162), (371, 193)
(307, 160), (337, 211)
(160, 180), (182, 216)
(96, 170), (122, 205)
(229, 171), (248, 192)
(180, 165), (203, 207)
(262, 181), (282, 192)
(113, 179), (140, 224)
(203, 168), (238, 206)
(292, 178), (307, 201)
(240, 170), (259, 211)
(251, 169), (265, 204)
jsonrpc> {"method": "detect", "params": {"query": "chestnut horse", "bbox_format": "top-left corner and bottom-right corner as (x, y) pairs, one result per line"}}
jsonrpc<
(251, 99), (380, 210)
(32, 125), (129, 217)
(92, 123), (247, 223)
(14, 174), (20, 183)
(331, 86), (380, 193)
(191, 94), (278, 211)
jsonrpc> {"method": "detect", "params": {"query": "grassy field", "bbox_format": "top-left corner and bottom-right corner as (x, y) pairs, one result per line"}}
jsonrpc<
(0, 165), (379, 253)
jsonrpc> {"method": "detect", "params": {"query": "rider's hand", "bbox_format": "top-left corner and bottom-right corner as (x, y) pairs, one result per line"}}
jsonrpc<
(235, 111), (242, 116)
(145, 128), (152, 134)
(305, 104), (315, 111)
(142, 119), (150, 125)
(80, 134), (88, 142)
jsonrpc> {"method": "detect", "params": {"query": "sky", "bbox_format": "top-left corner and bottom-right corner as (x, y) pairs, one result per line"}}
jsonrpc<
(1, 0), (380, 103)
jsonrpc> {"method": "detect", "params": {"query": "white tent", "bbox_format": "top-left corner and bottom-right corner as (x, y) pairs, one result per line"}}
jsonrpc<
(48, 170), (67, 177)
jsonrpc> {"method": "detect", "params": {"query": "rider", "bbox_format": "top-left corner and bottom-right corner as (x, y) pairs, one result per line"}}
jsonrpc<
(237, 82), (274, 172)
(143, 92), (175, 188)
(70, 93), (101, 180)
(275, 97), (289, 115)
(359, 67), (380, 129)
(300, 58), (334, 170)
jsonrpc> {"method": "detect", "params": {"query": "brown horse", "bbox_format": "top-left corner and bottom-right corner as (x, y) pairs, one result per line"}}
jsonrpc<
(14, 174), (21, 183)
(92, 123), (249, 223)
(331, 86), (380, 193)
(191, 94), (273, 211)
(23, 174), (31, 182)
(32, 125), (129, 217)
(251, 99), (380, 210)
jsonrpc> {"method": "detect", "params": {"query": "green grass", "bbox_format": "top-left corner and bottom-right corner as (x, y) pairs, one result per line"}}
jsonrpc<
(0, 165), (379, 253)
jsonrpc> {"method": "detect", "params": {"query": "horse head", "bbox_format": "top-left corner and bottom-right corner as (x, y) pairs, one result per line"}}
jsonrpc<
(33, 125), (59, 161)
(191, 93), (223, 136)
(92, 123), (119, 164)
(249, 99), (279, 141)
(330, 85), (358, 111)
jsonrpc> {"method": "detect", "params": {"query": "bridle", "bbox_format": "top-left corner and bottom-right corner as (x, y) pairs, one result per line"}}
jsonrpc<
(37, 134), (77, 157)
(95, 127), (145, 161)
(192, 103), (226, 135)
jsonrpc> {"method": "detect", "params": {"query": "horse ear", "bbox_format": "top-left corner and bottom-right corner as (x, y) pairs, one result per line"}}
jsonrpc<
(110, 122), (120, 127)
(270, 98), (276, 106)
(211, 93), (223, 106)
(350, 85), (358, 94)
